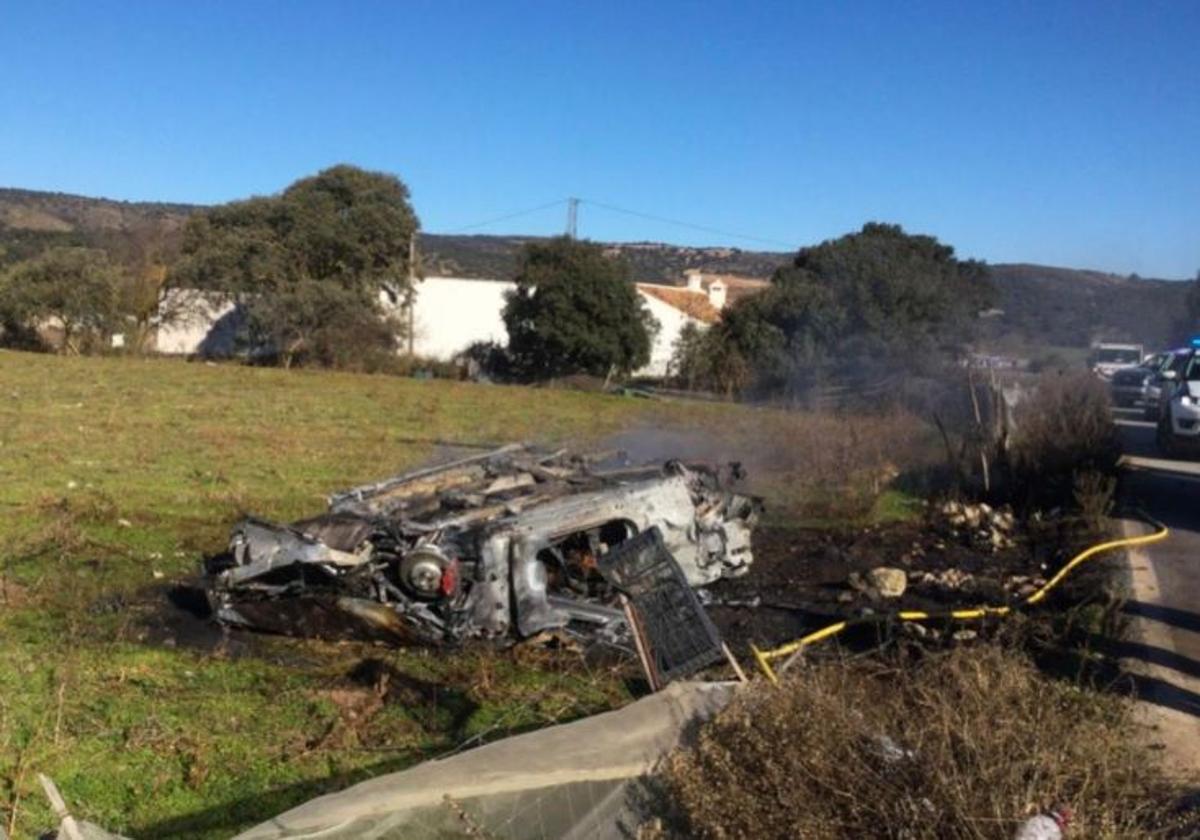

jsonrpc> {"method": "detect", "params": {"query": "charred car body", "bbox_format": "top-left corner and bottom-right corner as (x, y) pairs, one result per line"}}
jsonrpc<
(205, 445), (761, 647)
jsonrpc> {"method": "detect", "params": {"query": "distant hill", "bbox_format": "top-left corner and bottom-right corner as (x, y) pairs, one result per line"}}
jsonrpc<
(0, 188), (789, 283)
(418, 234), (788, 284)
(1, 186), (1192, 350)
(984, 263), (1192, 350)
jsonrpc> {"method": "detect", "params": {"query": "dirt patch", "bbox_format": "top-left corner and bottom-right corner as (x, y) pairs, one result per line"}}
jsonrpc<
(0, 576), (31, 608)
(707, 517), (1049, 655)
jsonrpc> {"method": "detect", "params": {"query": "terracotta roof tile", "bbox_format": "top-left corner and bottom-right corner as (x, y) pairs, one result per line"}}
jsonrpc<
(637, 285), (723, 324)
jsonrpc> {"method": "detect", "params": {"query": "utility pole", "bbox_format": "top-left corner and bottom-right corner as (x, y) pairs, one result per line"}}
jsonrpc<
(566, 197), (579, 239)
(407, 232), (416, 357)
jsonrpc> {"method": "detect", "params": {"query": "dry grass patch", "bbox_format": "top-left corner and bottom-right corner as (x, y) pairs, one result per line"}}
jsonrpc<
(659, 646), (1196, 839)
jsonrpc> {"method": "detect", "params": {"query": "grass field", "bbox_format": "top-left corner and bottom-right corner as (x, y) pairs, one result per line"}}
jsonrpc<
(0, 352), (925, 838)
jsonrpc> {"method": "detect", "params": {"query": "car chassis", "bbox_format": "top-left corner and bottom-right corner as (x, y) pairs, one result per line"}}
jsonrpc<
(205, 444), (761, 648)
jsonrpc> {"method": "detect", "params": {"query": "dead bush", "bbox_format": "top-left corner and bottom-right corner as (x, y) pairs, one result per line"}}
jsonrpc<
(631, 406), (935, 522)
(1007, 372), (1120, 513)
(659, 646), (1195, 839)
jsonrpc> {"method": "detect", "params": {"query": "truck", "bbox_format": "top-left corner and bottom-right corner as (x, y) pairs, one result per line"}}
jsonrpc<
(1089, 341), (1144, 380)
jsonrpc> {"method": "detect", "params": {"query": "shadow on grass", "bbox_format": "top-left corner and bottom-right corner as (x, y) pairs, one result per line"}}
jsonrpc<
(126, 674), (613, 840)
(128, 753), (419, 839)
(1032, 634), (1200, 720)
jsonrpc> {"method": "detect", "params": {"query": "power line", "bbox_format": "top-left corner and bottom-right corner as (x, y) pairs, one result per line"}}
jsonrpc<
(440, 195), (796, 251)
(444, 199), (567, 233)
(580, 198), (796, 250)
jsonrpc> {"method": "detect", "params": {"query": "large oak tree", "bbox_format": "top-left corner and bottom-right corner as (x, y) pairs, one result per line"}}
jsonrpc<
(687, 223), (994, 396)
(171, 164), (419, 368)
(502, 237), (656, 381)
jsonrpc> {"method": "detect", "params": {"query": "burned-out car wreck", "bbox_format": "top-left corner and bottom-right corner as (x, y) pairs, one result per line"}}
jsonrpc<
(205, 444), (761, 650)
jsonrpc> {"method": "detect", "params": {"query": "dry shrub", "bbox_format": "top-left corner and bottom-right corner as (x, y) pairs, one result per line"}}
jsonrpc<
(609, 407), (933, 523)
(736, 407), (933, 521)
(660, 646), (1195, 839)
(1008, 372), (1120, 512)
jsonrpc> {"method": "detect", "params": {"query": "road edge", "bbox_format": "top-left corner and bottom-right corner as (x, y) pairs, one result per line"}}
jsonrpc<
(1119, 517), (1200, 778)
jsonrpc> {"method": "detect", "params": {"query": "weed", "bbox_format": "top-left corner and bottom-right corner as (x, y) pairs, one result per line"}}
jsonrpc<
(659, 645), (1197, 839)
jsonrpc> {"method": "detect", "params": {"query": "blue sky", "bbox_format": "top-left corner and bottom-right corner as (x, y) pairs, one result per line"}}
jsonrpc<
(1, 1), (1196, 277)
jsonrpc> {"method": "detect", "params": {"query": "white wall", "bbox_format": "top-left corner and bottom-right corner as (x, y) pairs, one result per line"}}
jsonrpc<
(153, 277), (706, 379)
(636, 293), (704, 378)
(411, 277), (704, 378)
(409, 276), (514, 359)
(154, 291), (239, 355)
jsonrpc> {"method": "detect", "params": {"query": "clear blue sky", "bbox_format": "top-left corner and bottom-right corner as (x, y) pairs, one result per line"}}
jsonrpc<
(2, 1), (1196, 277)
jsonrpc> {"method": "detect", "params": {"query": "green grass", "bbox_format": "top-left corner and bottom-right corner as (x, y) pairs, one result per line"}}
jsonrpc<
(0, 353), (754, 838)
(0, 352), (927, 837)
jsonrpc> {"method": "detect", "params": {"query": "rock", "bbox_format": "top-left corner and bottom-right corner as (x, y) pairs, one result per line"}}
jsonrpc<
(847, 571), (869, 593)
(921, 568), (973, 591)
(867, 567), (907, 598)
(952, 629), (978, 642)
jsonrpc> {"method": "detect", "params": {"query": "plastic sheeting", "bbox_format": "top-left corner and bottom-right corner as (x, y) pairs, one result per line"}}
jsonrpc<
(236, 681), (737, 840)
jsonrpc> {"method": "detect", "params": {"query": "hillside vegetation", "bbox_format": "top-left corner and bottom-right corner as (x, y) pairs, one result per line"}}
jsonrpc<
(982, 263), (1193, 351)
(1, 186), (1192, 350)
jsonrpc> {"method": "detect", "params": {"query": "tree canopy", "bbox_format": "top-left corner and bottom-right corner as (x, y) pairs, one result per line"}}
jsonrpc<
(502, 237), (656, 380)
(0, 246), (122, 353)
(171, 164), (419, 367)
(685, 223), (993, 395)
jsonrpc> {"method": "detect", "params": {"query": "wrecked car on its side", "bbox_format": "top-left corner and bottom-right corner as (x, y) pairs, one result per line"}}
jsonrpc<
(205, 444), (761, 647)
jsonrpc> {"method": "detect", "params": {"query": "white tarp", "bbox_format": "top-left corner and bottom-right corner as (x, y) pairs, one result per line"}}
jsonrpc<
(235, 681), (736, 840)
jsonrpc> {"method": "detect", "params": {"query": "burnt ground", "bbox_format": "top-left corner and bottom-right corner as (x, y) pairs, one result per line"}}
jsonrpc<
(705, 517), (1061, 657)
(130, 511), (1083, 677)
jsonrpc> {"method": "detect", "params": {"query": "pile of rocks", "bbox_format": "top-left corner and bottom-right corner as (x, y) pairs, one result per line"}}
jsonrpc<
(939, 500), (1017, 553)
(917, 567), (975, 592)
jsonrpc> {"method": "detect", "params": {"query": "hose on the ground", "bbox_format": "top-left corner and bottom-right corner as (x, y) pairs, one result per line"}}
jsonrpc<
(750, 510), (1170, 684)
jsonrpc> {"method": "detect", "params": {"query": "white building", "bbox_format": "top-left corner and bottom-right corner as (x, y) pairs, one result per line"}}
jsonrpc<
(155, 271), (767, 379)
(154, 289), (241, 355)
(408, 276), (513, 359)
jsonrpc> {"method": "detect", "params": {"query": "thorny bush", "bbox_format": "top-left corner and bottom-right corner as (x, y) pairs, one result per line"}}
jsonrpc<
(656, 646), (1197, 840)
(1007, 371), (1120, 514)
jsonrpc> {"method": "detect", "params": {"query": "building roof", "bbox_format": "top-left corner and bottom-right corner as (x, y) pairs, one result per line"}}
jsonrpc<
(636, 284), (723, 324)
(683, 271), (771, 304)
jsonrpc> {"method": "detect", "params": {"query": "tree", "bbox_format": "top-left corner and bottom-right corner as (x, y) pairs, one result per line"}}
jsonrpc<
(702, 223), (993, 395)
(0, 247), (121, 353)
(171, 164), (418, 368)
(668, 321), (753, 396)
(502, 238), (656, 381)
(105, 220), (185, 352)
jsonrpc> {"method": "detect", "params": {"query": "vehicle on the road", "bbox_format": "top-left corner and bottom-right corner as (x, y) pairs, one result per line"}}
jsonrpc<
(1145, 347), (1195, 422)
(1110, 352), (1165, 407)
(1090, 342), (1144, 380)
(1157, 350), (1200, 457)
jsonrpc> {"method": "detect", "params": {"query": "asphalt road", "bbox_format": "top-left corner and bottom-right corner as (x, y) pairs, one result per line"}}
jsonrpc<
(1113, 409), (1200, 777)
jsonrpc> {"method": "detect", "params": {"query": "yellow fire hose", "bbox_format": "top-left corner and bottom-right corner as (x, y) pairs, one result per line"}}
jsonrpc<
(750, 512), (1170, 684)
